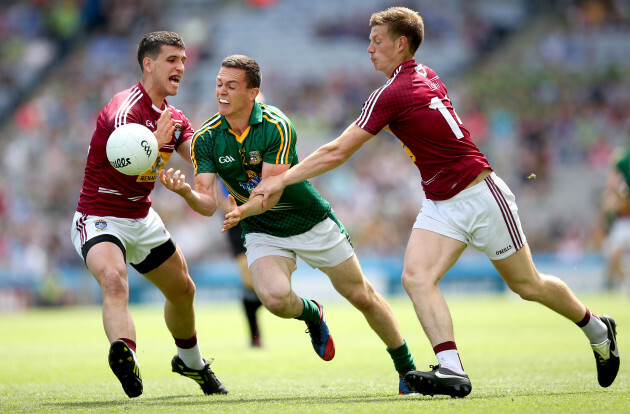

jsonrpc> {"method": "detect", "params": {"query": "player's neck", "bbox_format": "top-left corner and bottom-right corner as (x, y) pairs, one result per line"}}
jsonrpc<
(140, 79), (167, 110)
(224, 108), (253, 136)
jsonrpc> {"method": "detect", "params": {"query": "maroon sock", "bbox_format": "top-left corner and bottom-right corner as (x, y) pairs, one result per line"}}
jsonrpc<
(174, 332), (198, 349)
(119, 337), (136, 352)
(576, 308), (591, 327)
(433, 341), (457, 353)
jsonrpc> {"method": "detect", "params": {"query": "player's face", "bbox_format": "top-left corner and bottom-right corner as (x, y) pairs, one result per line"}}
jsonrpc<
(367, 25), (400, 77)
(216, 67), (258, 118)
(147, 45), (186, 97)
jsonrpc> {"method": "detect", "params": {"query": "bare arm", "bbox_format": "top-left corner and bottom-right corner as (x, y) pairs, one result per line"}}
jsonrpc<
(176, 139), (193, 165)
(160, 168), (219, 216)
(251, 123), (374, 208)
(222, 162), (285, 232)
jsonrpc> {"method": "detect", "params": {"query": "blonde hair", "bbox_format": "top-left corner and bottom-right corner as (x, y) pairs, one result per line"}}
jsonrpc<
(370, 7), (424, 55)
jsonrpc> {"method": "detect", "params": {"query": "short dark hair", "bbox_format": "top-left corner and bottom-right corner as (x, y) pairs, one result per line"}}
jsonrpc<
(221, 54), (262, 89)
(369, 7), (424, 55)
(137, 31), (185, 71)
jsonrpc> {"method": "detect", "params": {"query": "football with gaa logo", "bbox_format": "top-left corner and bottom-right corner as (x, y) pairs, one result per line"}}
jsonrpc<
(106, 123), (158, 175)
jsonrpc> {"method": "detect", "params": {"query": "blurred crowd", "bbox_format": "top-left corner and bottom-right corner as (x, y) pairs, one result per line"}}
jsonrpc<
(1, 0), (629, 299)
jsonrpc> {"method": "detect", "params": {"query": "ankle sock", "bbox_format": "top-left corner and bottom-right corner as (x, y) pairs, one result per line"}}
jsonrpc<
(434, 341), (465, 375)
(387, 339), (416, 376)
(577, 308), (608, 344)
(174, 332), (205, 370)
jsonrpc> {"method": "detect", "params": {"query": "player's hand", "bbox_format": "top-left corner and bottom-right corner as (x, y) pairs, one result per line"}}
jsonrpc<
(160, 168), (191, 195)
(222, 195), (241, 232)
(251, 174), (285, 210)
(155, 108), (175, 148)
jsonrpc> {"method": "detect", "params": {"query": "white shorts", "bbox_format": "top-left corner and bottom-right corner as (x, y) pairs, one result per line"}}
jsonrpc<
(414, 172), (526, 260)
(71, 208), (174, 272)
(604, 217), (630, 257)
(244, 217), (355, 269)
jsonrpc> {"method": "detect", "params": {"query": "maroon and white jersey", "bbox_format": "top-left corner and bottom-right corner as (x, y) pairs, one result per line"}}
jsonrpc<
(355, 60), (491, 201)
(77, 82), (193, 218)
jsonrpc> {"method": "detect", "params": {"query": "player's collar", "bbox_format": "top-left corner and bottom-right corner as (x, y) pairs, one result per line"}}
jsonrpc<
(136, 82), (168, 111)
(390, 59), (417, 78)
(218, 102), (262, 131)
(249, 102), (263, 125)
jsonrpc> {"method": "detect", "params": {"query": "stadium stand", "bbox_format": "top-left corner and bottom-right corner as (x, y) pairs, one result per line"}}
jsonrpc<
(1, 0), (628, 308)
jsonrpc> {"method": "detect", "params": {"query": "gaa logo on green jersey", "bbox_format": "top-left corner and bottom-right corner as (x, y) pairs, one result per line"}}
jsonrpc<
(249, 151), (262, 164)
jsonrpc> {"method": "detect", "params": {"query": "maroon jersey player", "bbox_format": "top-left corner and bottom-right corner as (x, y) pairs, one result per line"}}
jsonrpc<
(71, 31), (227, 398)
(252, 7), (619, 397)
(77, 82), (193, 218)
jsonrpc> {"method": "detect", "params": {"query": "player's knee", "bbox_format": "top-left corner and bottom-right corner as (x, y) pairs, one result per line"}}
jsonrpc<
(169, 275), (196, 304)
(257, 291), (289, 316)
(98, 268), (129, 299)
(508, 280), (541, 302)
(401, 269), (436, 294)
(343, 287), (375, 311)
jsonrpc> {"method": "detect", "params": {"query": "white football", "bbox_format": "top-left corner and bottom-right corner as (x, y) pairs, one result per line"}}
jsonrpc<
(106, 123), (158, 175)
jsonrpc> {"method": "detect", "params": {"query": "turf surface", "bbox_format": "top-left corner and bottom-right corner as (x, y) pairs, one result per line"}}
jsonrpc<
(0, 294), (627, 413)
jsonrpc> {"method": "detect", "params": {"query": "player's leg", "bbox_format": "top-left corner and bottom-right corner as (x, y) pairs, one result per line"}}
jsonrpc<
(84, 240), (143, 398)
(236, 251), (262, 347)
(321, 254), (417, 393)
(492, 243), (619, 387)
(401, 229), (466, 350)
(322, 254), (404, 349)
(248, 254), (335, 361)
(248, 255), (302, 318)
(229, 222), (263, 347)
(85, 241), (135, 343)
(400, 228), (472, 398)
(142, 243), (228, 395)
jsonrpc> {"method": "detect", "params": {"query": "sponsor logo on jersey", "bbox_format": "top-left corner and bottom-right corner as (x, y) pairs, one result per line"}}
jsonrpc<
(219, 155), (236, 164)
(496, 245), (513, 256)
(94, 220), (108, 231)
(174, 123), (181, 140)
(145, 120), (155, 129)
(239, 174), (261, 191)
(249, 151), (262, 164)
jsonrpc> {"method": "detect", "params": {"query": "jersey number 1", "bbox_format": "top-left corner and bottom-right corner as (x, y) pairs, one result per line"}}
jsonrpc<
(429, 96), (464, 139)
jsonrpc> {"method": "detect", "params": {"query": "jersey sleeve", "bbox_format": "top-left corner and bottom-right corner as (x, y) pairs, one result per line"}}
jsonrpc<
(355, 84), (405, 135)
(261, 107), (296, 165)
(191, 132), (216, 174)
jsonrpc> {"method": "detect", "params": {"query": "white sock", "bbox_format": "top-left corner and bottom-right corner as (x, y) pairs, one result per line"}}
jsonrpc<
(177, 344), (205, 370)
(581, 312), (608, 344)
(436, 349), (465, 375)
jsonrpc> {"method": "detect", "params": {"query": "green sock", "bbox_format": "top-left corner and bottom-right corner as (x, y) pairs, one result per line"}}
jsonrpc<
(387, 340), (416, 376)
(295, 298), (320, 323)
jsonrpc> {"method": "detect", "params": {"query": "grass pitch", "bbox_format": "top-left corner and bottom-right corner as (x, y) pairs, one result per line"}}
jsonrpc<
(0, 293), (628, 413)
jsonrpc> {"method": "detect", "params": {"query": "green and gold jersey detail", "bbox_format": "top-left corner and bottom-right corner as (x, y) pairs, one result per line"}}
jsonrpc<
(191, 103), (332, 237)
(612, 146), (630, 192)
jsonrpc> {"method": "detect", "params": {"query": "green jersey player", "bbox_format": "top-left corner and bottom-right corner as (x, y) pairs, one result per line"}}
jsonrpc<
(160, 54), (416, 394)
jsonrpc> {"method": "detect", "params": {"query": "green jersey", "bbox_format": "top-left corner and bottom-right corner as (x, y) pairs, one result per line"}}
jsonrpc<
(612, 146), (630, 191)
(191, 102), (336, 237)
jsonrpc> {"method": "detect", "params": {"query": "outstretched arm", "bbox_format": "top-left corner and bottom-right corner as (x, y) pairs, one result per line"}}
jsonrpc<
(222, 162), (286, 232)
(251, 123), (374, 208)
(160, 168), (219, 216)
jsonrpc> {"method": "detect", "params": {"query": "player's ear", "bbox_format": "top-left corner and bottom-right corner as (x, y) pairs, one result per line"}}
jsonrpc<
(398, 36), (408, 53)
(143, 56), (153, 73)
(250, 87), (260, 102)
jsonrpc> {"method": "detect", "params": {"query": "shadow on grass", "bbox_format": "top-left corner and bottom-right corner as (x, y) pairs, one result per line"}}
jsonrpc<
(43, 388), (619, 410)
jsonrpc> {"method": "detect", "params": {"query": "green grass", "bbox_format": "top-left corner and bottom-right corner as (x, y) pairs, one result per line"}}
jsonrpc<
(0, 294), (628, 413)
